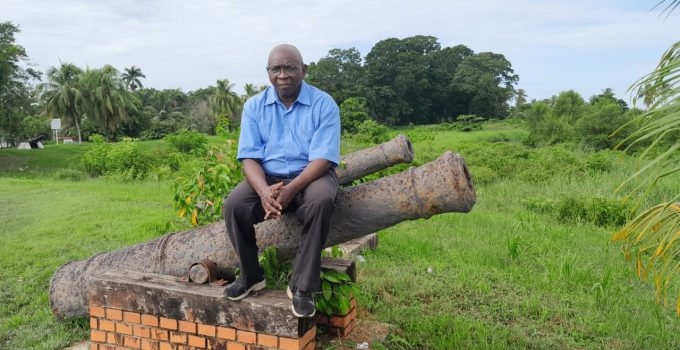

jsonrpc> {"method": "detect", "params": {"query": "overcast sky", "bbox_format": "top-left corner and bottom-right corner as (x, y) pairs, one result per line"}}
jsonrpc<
(3, 0), (679, 104)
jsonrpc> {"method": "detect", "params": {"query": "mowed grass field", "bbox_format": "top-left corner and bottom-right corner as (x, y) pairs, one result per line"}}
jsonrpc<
(1, 122), (680, 349)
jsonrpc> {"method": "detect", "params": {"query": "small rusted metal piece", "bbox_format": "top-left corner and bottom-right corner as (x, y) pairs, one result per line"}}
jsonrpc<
(50, 151), (475, 319)
(188, 259), (217, 284)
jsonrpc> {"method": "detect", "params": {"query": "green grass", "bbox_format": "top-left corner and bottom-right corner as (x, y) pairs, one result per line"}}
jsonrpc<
(1, 121), (680, 349)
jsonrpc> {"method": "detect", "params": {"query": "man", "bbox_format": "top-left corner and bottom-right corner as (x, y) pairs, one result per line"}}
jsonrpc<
(222, 44), (340, 318)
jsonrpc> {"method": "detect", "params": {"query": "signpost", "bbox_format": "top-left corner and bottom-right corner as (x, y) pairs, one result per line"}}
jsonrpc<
(51, 119), (61, 145)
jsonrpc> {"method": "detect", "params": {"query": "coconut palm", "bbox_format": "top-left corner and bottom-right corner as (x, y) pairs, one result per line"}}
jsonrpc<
(79, 65), (135, 140)
(209, 79), (242, 131)
(40, 62), (85, 143)
(122, 66), (146, 92)
(612, 3), (680, 312)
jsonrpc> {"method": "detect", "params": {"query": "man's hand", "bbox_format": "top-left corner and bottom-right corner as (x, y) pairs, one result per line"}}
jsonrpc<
(275, 184), (298, 212)
(262, 182), (283, 220)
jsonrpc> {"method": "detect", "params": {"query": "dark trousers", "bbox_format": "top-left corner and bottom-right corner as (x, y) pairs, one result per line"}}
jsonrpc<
(222, 171), (338, 292)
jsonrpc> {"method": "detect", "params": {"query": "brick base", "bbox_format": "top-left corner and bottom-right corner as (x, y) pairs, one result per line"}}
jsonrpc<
(314, 298), (358, 338)
(88, 271), (316, 350)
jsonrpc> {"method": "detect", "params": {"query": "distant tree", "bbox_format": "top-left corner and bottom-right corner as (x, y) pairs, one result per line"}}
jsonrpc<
(40, 62), (84, 143)
(122, 66), (146, 92)
(0, 22), (41, 144)
(427, 45), (475, 121)
(307, 47), (365, 105)
(452, 52), (518, 119)
(209, 79), (241, 131)
(552, 90), (585, 121)
(514, 89), (528, 108)
(79, 65), (135, 140)
(589, 88), (628, 111)
(242, 83), (267, 103)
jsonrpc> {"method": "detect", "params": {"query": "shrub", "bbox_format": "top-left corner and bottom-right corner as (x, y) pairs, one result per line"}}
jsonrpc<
(575, 100), (631, 151)
(339, 97), (370, 133)
(353, 119), (390, 144)
(88, 134), (105, 143)
(79, 142), (151, 179)
(173, 140), (243, 226)
(165, 130), (209, 155)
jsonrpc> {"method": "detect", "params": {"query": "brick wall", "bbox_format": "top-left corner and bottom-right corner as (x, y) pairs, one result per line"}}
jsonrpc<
(88, 271), (317, 350)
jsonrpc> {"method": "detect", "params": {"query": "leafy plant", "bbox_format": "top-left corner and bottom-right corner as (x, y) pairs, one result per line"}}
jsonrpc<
(88, 134), (104, 143)
(613, 36), (680, 312)
(164, 130), (208, 155)
(173, 140), (242, 226)
(79, 141), (151, 179)
(258, 247), (292, 290)
(315, 270), (360, 316)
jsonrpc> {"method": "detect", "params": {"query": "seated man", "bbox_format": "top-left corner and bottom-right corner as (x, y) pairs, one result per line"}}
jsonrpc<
(222, 44), (340, 318)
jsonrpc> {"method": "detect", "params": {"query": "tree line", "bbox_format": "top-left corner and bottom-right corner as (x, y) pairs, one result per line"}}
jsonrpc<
(307, 35), (518, 126)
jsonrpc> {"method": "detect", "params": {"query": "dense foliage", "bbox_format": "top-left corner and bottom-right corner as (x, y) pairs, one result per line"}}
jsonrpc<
(308, 35), (518, 125)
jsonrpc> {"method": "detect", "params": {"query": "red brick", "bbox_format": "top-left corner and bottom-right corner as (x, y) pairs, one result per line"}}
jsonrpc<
(141, 338), (160, 350)
(91, 329), (106, 342)
(150, 328), (169, 341)
(279, 326), (316, 350)
(227, 342), (245, 350)
(124, 311), (142, 324)
(169, 331), (187, 344)
(134, 325), (151, 338)
(91, 342), (98, 350)
(329, 308), (355, 328)
(90, 306), (106, 317)
(99, 319), (115, 332)
(90, 317), (98, 329)
(125, 335), (143, 349)
(313, 314), (328, 326)
(216, 326), (235, 340)
(106, 308), (123, 321)
(160, 317), (178, 330)
(142, 314), (159, 327)
(106, 332), (119, 345)
(178, 320), (196, 333)
(257, 334), (277, 348)
(159, 342), (174, 350)
(350, 297), (357, 309)
(117, 322), (133, 335)
(188, 334), (206, 348)
(100, 345), (117, 350)
(197, 324), (216, 337)
(236, 330), (256, 344)
(303, 341), (316, 350)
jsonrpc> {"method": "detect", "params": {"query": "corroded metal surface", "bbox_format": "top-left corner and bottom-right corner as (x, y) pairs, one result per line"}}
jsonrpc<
(335, 134), (413, 185)
(50, 151), (475, 319)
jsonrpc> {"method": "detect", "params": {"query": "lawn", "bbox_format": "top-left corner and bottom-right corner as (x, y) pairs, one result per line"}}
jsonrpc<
(1, 122), (679, 349)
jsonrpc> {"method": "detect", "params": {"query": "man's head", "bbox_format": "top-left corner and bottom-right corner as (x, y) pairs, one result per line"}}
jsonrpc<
(267, 44), (307, 102)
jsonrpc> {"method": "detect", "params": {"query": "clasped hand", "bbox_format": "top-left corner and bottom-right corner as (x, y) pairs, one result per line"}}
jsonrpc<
(261, 182), (297, 220)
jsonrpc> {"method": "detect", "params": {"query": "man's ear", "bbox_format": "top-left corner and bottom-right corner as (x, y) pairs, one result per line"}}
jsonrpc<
(301, 64), (308, 77)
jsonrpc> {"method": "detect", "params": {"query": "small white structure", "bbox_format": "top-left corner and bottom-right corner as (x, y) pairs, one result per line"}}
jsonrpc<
(17, 142), (31, 150)
(62, 137), (74, 144)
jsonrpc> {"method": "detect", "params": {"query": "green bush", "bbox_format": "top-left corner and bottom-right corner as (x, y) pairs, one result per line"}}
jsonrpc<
(88, 134), (105, 143)
(340, 97), (370, 133)
(575, 100), (633, 151)
(353, 119), (391, 144)
(164, 130), (209, 155)
(79, 142), (151, 179)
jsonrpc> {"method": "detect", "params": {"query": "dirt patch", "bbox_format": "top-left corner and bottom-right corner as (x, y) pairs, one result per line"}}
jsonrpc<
(317, 319), (395, 350)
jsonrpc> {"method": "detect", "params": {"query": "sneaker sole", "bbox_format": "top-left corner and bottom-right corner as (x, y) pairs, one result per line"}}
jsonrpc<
(287, 286), (293, 300)
(226, 280), (266, 301)
(291, 305), (316, 318)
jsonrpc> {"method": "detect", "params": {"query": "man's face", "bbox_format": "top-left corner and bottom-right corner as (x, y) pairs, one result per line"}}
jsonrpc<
(267, 49), (307, 101)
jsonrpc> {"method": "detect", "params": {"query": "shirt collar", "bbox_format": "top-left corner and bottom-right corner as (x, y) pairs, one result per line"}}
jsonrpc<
(264, 80), (311, 106)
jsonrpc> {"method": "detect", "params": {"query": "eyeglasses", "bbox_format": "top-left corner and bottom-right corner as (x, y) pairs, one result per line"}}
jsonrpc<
(266, 65), (300, 75)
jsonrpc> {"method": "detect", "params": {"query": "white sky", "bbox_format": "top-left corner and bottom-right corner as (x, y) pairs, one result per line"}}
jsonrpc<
(3, 0), (679, 104)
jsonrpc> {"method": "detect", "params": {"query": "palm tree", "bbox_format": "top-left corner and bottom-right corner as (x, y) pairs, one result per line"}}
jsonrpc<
(242, 83), (267, 103)
(122, 66), (146, 92)
(79, 65), (135, 140)
(40, 62), (84, 143)
(612, 3), (680, 312)
(209, 79), (242, 131)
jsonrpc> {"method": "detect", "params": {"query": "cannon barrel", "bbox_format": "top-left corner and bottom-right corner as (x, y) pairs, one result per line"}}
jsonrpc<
(50, 151), (475, 318)
(335, 134), (413, 185)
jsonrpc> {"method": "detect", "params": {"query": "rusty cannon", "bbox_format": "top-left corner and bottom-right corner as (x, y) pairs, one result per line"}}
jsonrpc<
(50, 136), (475, 319)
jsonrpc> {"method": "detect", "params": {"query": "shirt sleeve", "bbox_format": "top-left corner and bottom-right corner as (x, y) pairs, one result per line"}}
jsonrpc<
(308, 97), (341, 166)
(237, 100), (264, 161)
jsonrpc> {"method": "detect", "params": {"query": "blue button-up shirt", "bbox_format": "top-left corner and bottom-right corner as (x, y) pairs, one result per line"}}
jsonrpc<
(237, 81), (341, 178)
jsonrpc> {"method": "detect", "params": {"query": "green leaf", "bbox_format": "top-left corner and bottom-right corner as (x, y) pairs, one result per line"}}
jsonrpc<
(322, 280), (332, 301)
